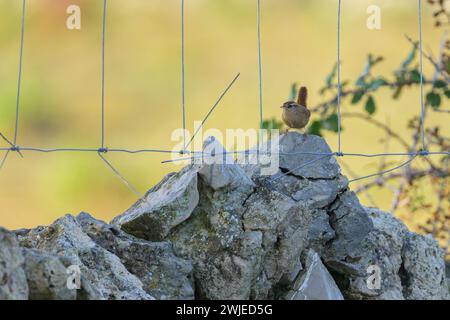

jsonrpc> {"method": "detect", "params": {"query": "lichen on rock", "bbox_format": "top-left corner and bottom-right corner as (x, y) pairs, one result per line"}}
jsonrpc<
(0, 132), (448, 300)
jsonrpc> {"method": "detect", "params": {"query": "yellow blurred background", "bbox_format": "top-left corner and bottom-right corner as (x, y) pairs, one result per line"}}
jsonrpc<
(0, 0), (447, 234)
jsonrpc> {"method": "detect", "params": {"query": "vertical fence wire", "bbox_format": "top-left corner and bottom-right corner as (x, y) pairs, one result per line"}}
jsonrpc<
(257, 0), (263, 131)
(13, 0), (26, 146)
(336, 0), (342, 154)
(101, 0), (107, 149)
(418, 0), (426, 151)
(181, 0), (187, 152)
(0, 1), (448, 195)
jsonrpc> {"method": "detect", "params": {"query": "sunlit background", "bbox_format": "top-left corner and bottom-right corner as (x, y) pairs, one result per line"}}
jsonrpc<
(0, 0), (447, 247)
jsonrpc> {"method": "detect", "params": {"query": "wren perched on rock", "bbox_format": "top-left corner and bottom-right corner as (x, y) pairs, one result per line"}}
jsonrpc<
(281, 86), (311, 132)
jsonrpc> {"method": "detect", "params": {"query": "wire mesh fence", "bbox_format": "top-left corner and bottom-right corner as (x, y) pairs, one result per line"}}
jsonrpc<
(0, 0), (448, 200)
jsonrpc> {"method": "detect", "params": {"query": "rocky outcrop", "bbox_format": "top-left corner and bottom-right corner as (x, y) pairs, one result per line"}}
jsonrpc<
(0, 132), (448, 300)
(76, 213), (194, 300)
(13, 213), (193, 300)
(17, 215), (154, 300)
(0, 228), (28, 300)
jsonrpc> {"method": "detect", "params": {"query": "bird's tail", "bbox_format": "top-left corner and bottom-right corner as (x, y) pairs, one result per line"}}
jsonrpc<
(297, 86), (308, 107)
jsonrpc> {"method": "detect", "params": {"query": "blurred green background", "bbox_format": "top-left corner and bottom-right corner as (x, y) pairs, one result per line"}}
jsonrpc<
(0, 0), (447, 233)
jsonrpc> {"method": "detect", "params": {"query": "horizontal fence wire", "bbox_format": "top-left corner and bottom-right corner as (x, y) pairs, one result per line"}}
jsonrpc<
(1, 148), (448, 157)
(348, 156), (417, 183)
(0, 147), (204, 154)
(0, 0), (448, 199)
(160, 151), (450, 165)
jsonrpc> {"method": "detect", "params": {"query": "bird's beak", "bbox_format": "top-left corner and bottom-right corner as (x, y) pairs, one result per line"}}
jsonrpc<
(280, 106), (284, 109)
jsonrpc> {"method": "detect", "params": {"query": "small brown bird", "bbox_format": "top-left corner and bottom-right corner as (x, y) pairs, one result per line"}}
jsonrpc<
(281, 86), (311, 133)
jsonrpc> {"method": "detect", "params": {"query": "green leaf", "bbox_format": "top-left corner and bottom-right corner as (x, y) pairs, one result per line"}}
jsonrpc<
(351, 91), (365, 104)
(341, 80), (349, 89)
(401, 46), (417, 69)
(410, 70), (422, 83)
(365, 96), (376, 114)
(356, 76), (366, 88)
(290, 83), (298, 101)
(426, 91), (441, 108)
(308, 120), (322, 136)
(326, 63), (338, 88)
(392, 85), (403, 99)
(433, 80), (447, 89)
(322, 114), (339, 132)
(319, 87), (328, 95)
(368, 78), (388, 90)
(444, 89), (450, 99)
(374, 56), (384, 65)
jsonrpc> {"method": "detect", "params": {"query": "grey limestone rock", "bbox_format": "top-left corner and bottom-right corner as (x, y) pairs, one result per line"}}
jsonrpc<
(401, 232), (448, 300)
(0, 228), (28, 300)
(22, 248), (76, 300)
(112, 166), (199, 242)
(76, 212), (194, 300)
(279, 133), (340, 179)
(17, 215), (153, 300)
(2, 132), (448, 300)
